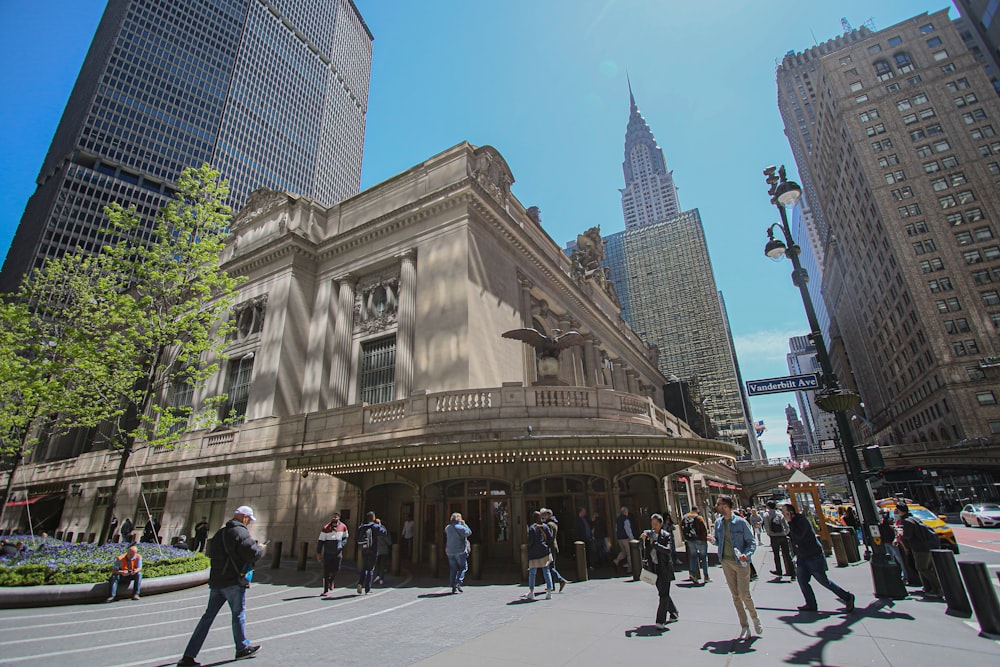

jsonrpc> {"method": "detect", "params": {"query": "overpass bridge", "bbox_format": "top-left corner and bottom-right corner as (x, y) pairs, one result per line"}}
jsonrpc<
(736, 438), (1000, 499)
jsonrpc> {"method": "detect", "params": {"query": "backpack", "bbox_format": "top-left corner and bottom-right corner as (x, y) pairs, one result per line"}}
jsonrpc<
(358, 524), (376, 554)
(769, 511), (784, 534)
(908, 517), (941, 550)
(682, 515), (699, 541)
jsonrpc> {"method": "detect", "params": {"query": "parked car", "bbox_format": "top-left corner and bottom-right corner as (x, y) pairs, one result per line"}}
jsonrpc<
(960, 503), (1000, 528)
(875, 498), (959, 554)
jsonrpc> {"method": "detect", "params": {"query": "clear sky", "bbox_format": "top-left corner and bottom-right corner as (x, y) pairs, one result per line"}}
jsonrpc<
(0, 1), (950, 458)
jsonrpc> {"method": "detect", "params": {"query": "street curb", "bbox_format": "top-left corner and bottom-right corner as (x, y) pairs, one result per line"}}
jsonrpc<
(0, 567), (209, 608)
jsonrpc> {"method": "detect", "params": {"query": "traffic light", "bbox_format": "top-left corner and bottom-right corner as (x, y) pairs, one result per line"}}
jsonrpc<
(862, 445), (885, 472)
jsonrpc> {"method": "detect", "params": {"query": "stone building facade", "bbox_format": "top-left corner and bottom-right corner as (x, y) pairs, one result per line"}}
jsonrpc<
(4, 143), (740, 563)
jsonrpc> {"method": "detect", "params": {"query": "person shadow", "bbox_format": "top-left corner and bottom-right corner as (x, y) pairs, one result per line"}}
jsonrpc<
(625, 625), (668, 637)
(417, 591), (456, 599)
(700, 636), (760, 654)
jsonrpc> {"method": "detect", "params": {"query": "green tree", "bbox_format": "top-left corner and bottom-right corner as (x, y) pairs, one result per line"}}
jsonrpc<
(21, 164), (243, 543)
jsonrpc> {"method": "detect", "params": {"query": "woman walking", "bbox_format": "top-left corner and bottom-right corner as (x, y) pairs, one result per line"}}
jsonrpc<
(642, 513), (679, 629)
(749, 509), (763, 542)
(524, 511), (554, 601)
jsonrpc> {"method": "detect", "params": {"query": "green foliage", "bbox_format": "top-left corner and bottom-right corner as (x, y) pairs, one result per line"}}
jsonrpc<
(0, 553), (209, 587)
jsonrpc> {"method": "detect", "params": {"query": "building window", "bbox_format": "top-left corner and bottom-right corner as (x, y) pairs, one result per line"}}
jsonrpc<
(905, 221), (929, 235)
(913, 240), (936, 254)
(932, 50), (949, 62)
(929, 278), (953, 292)
(222, 355), (254, 425)
(991, 420), (1000, 435)
(934, 140), (951, 152)
(134, 481), (169, 538)
(894, 52), (914, 73)
(956, 231), (975, 245)
(973, 269), (993, 284)
(983, 290), (1000, 306)
(850, 81), (864, 92)
(927, 36), (942, 47)
(919, 258), (945, 273)
(889, 36), (902, 46)
(964, 250), (984, 264)
(167, 377), (193, 434)
(360, 336), (396, 405)
(941, 155), (959, 168)
(975, 227), (995, 241)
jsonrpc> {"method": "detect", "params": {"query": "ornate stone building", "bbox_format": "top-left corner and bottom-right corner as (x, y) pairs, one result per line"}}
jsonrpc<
(5, 143), (740, 563)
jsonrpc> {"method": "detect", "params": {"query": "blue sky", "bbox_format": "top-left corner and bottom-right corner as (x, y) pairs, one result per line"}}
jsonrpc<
(0, 1), (948, 457)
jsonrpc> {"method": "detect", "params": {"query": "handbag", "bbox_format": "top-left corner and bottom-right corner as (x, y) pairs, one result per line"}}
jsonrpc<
(639, 562), (658, 586)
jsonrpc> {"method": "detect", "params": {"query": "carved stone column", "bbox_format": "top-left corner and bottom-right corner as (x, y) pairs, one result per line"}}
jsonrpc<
(626, 369), (639, 394)
(558, 318), (574, 385)
(611, 358), (627, 391)
(328, 274), (356, 408)
(301, 277), (334, 412)
(394, 250), (417, 400)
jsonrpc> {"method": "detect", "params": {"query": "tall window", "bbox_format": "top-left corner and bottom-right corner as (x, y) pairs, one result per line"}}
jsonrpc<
(167, 377), (194, 434)
(360, 336), (396, 405)
(223, 355), (254, 425)
(134, 480), (169, 541)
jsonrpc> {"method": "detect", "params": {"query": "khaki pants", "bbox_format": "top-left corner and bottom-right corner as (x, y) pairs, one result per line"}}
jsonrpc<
(913, 551), (942, 595)
(722, 558), (759, 627)
(614, 538), (635, 571)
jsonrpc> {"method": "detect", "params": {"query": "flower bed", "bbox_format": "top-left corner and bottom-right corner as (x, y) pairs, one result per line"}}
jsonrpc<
(0, 535), (209, 586)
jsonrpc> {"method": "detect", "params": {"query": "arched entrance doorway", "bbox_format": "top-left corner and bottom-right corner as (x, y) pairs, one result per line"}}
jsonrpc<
(365, 481), (417, 549)
(617, 474), (666, 532)
(522, 475), (611, 555)
(423, 479), (513, 561)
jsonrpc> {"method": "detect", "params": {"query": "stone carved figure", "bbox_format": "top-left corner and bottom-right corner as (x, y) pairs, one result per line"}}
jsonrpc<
(470, 145), (514, 205)
(502, 327), (585, 381)
(355, 274), (400, 334)
(232, 188), (287, 229)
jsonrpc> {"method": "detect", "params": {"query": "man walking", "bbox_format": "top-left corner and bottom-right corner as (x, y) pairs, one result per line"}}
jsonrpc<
(356, 511), (387, 595)
(712, 495), (761, 641)
(316, 512), (349, 597)
(763, 500), (795, 581)
(540, 508), (568, 592)
(613, 506), (637, 574)
(176, 506), (264, 666)
(193, 516), (210, 553)
(681, 506), (710, 583)
(576, 507), (593, 568)
(444, 512), (472, 593)
(896, 502), (943, 598)
(784, 503), (855, 613)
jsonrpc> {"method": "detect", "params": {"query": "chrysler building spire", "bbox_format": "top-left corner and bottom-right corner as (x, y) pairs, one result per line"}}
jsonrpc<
(620, 85), (679, 229)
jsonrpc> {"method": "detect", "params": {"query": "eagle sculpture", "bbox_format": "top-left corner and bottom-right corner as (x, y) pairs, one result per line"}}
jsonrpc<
(502, 327), (585, 379)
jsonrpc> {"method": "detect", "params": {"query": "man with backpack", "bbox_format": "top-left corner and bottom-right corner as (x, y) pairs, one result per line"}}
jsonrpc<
(681, 507), (710, 583)
(355, 511), (387, 595)
(764, 500), (795, 581)
(896, 502), (943, 598)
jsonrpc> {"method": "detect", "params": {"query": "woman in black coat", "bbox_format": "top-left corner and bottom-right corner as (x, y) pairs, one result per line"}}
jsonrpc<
(642, 513), (678, 628)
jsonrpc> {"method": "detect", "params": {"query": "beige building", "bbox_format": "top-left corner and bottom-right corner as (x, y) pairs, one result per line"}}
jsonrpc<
(777, 10), (1000, 448)
(4, 143), (740, 563)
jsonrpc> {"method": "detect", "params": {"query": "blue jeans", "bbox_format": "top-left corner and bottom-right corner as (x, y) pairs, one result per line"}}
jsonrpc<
(183, 585), (250, 657)
(796, 555), (850, 609)
(688, 541), (708, 579)
(357, 552), (377, 592)
(447, 552), (469, 589)
(108, 572), (141, 597)
(528, 563), (554, 592)
(548, 555), (566, 584)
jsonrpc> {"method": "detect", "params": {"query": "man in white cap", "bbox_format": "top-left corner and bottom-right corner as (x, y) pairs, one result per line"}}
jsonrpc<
(177, 506), (265, 666)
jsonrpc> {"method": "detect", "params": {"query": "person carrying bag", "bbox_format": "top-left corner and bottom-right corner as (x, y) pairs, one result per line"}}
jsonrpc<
(641, 513), (679, 629)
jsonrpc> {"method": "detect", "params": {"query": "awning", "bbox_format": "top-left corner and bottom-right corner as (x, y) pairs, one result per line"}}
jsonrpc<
(4, 493), (58, 507)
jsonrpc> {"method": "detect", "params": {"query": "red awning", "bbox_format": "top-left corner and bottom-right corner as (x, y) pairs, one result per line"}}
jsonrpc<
(676, 476), (690, 483)
(4, 493), (56, 507)
(708, 481), (725, 488)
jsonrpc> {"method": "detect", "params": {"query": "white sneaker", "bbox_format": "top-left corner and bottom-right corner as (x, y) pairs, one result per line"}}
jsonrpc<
(523, 591), (534, 601)
(753, 617), (763, 635)
(356, 584), (363, 594)
(738, 626), (751, 641)
(545, 590), (552, 600)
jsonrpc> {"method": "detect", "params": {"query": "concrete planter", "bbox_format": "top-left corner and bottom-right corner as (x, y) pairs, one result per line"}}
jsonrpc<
(0, 566), (209, 608)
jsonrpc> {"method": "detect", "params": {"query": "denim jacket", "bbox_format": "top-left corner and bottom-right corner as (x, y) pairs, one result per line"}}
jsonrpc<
(713, 514), (756, 559)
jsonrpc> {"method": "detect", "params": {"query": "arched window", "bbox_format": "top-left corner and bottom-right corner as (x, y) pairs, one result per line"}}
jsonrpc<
(894, 52), (914, 74)
(874, 59), (893, 81)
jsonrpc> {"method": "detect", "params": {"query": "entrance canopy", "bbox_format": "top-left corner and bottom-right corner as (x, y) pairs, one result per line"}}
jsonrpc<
(4, 493), (61, 507)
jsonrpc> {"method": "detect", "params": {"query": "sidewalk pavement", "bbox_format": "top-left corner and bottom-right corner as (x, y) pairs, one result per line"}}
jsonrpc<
(415, 544), (1000, 666)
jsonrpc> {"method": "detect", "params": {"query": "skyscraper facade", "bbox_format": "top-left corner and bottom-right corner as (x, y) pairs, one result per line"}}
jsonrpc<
(786, 334), (837, 453)
(777, 9), (1000, 446)
(0, 0), (373, 293)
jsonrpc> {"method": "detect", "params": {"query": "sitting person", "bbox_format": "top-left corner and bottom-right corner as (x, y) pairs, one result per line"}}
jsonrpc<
(0, 540), (18, 558)
(174, 535), (191, 550)
(107, 543), (143, 602)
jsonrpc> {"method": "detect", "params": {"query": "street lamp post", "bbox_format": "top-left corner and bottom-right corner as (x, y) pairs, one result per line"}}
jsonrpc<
(762, 165), (905, 599)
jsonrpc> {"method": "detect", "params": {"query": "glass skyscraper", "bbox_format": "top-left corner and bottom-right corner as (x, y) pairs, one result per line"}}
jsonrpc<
(1, 0), (373, 293)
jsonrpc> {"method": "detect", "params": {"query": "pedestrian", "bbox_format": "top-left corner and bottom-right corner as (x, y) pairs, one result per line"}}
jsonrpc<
(120, 517), (134, 544)
(141, 516), (160, 544)
(109, 515), (119, 543)
(355, 511), (386, 595)
(642, 513), (679, 629)
(106, 543), (142, 602)
(711, 495), (761, 640)
(783, 503), (855, 613)
(576, 507), (593, 569)
(681, 506), (710, 583)
(592, 512), (610, 566)
(316, 512), (349, 597)
(763, 500), (795, 581)
(176, 506), (264, 666)
(373, 519), (393, 584)
(524, 510), (554, 600)
(613, 506), (638, 575)
(540, 508), (568, 592)
(193, 516), (210, 553)
(175, 535), (191, 550)
(842, 506), (862, 544)
(878, 510), (907, 584)
(749, 508), (763, 542)
(401, 515), (415, 560)
(895, 502), (943, 598)
(444, 512), (472, 594)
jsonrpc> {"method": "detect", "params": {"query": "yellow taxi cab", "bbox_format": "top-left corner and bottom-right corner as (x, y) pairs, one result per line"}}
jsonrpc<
(875, 498), (959, 554)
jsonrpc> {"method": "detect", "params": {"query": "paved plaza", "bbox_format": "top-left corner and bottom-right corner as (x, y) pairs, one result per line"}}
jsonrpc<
(1, 540), (999, 666)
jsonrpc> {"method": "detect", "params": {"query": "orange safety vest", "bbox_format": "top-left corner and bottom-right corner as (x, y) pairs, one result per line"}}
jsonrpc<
(117, 553), (140, 572)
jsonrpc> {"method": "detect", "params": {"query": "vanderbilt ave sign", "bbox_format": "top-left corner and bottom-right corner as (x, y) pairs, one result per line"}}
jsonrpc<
(746, 374), (820, 396)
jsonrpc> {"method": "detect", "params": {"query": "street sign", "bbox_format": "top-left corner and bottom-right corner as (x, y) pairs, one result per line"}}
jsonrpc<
(745, 373), (820, 396)
(820, 439), (837, 450)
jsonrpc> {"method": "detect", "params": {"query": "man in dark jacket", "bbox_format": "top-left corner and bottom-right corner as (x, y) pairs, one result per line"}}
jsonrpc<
(176, 506), (265, 666)
(764, 500), (795, 581)
(355, 511), (387, 595)
(613, 506), (637, 574)
(642, 513), (678, 629)
(541, 508), (568, 592)
(783, 503), (854, 613)
(896, 502), (942, 598)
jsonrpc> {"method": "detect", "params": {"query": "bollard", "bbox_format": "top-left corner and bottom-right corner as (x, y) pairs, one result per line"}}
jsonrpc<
(959, 561), (1000, 635)
(843, 529), (861, 563)
(575, 541), (589, 582)
(297, 542), (309, 571)
(520, 543), (528, 584)
(428, 542), (438, 578)
(270, 541), (283, 569)
(930, 549), (971, 618)
(471, 543), (481, 580)
(830, 531), (848, 567)
(629, 540), (643, 582)
(390, 543), (401, 577)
